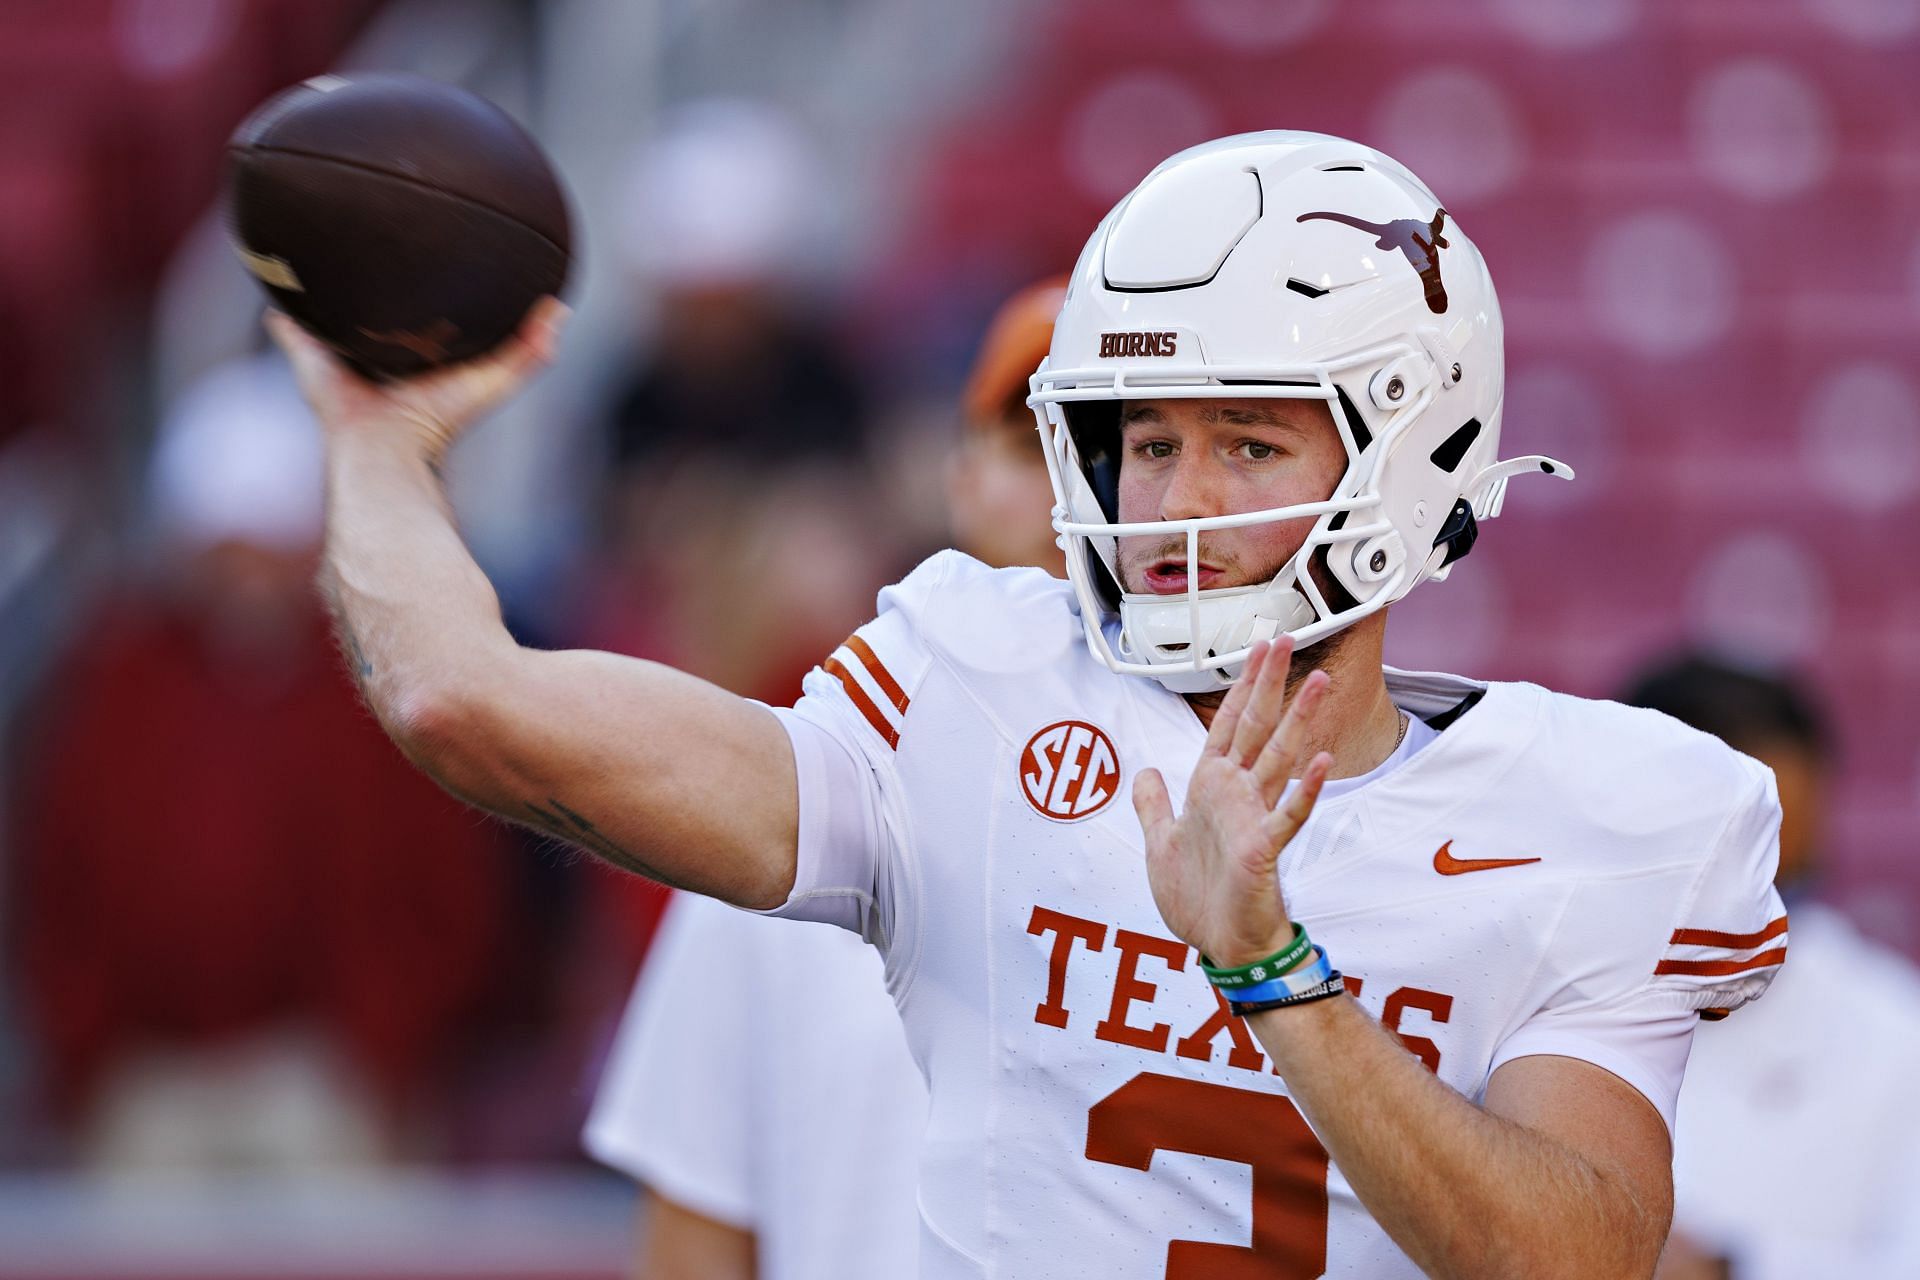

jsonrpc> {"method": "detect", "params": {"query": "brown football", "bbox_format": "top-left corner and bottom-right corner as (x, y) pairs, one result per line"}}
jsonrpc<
(226, 73), (572, 381)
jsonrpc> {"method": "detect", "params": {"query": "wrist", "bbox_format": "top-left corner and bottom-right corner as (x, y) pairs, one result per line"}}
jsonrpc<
(1203, 922), (1309, 975)
(1212, 948), (1341, 1011)
(326, 421), (446, 481)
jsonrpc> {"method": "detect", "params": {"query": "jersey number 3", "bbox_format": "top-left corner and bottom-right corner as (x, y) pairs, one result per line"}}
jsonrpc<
(1087, 1072), (1329, 1279)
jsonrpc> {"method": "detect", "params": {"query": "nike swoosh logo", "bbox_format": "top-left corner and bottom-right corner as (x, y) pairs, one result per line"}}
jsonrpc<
(1433, 840), (1542, 876)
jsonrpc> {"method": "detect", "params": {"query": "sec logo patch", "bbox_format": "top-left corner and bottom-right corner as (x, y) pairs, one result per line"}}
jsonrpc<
(1020, 720), (1121, 821)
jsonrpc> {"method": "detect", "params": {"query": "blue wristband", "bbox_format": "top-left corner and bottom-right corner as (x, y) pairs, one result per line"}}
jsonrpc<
(1220, 946), (1333, 1005)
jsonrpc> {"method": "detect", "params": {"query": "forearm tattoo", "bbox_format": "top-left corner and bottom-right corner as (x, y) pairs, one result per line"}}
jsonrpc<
(341, 623), (374, 682)
(523, 796), (684, 887)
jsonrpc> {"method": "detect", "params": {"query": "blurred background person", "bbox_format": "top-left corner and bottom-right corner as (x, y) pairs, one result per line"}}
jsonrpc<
(584, 894), (922, 1280)
(8, 355), (512, 1173)
(601, 98), (868, 476)
(551, 102), (899, 1138)
(1624, 655), (1920, 1280)
(583, 276), (1065, 1280)
(947, 276), (1068, 577)
(573, 96), (890, 699)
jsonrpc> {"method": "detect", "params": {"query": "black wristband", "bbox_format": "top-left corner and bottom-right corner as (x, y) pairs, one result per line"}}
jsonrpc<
(1226, 972), (1347, 1017)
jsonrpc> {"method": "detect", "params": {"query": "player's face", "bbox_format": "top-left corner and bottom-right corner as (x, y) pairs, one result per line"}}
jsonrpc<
(1113, 397), (1346, 595)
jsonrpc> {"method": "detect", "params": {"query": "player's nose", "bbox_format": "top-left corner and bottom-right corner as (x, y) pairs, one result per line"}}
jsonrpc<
(1158, 450), (1223, 523)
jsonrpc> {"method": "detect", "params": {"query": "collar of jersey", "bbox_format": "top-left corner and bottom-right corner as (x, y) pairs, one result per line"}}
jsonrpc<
(1122, 667), (1540, 880)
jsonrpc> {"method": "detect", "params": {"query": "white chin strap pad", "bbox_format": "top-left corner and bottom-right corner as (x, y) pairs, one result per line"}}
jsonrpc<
(1117, 580), (1316, 691)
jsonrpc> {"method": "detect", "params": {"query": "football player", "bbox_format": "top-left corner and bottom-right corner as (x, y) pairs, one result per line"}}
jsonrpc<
(582, 278), (1067, 1280)
(274, 132), (1784, 1278)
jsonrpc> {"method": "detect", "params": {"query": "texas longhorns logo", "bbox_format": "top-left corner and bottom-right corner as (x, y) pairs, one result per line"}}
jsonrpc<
(1297, 208), (1451, 314)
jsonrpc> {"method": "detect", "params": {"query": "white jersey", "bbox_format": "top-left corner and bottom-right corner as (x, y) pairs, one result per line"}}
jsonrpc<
(767, 551), (1785, 1280)
(1671, 902), (1920, 1278)
(584, 893), (926, 1280)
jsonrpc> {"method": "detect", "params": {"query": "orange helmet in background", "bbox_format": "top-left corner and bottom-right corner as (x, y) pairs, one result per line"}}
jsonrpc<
(949, 276), (1069, 574)
(962, 276), (1068, 430)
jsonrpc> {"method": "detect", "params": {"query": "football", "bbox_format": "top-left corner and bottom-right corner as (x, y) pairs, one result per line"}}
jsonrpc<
(225, 73), (572, 381)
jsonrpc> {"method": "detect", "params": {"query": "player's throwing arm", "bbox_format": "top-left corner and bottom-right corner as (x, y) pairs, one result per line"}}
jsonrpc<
(268, 310), (803, 911)
(1137, 636), (1673, 1280)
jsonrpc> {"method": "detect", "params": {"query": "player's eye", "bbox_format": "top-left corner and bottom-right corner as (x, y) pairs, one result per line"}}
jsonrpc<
(1131, 439), (1176, 460)
(1240, 440), (1279, 460)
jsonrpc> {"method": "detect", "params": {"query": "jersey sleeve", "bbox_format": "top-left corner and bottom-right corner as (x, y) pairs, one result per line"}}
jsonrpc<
(581, 894), (756, 1226)
(1647, 759), (1789, 1017)
(755, 552), (956, 958)
(1488, 756), (1785, 1134)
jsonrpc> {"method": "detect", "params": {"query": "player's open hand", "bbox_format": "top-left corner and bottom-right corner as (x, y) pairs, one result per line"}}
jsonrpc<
(266, 296), (567, 465)
(1133, 638), (1333, 968)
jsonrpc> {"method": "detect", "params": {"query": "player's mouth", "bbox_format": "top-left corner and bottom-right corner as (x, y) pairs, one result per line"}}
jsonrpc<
(1141, 558), (1228, 594)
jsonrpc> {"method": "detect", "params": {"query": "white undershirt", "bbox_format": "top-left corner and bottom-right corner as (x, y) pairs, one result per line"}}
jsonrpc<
(1316, 709), (1440, 801)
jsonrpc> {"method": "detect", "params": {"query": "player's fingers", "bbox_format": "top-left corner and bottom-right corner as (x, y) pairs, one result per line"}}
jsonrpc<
(263, 308), (314, 359)
(266, 311), (406, 432)
(1201, 639), (1267, 757)
(416, 305), (561, 423)
(464, 342), (543, 409)
(486, 296), (568, 377)
(265, 311), (349, 401)
(1262, 751), (1332, 849)
(262, 308), (301, 356)
(1227, 634), (1294, 767)
(1131, 767), (1175, 843)
(1252, 667), (1329, 803)
(522, 295), (570, 365)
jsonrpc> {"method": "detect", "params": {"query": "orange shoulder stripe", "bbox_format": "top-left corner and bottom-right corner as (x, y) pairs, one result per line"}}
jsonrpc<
(824, 656), (901, 749)
(1655, 947), (1787, 978)
(846, 634), (909, 713)
(1669, 915), (1789, 950)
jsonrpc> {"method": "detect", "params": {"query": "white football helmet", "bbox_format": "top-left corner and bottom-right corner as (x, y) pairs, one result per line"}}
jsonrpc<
(1031, 130), (1572, 692)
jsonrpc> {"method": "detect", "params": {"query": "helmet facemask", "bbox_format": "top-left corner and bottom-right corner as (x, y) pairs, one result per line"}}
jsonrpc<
(1035, 349), (1431, 693)
(1032, 130), (1573, 693)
